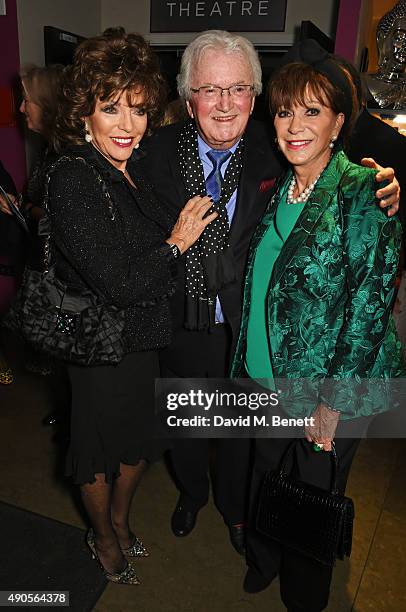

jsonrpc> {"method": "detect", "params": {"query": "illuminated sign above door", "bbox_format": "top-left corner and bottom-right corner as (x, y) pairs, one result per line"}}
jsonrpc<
(150, 0), (288, 32)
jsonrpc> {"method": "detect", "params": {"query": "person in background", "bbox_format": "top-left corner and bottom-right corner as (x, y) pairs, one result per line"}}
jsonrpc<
(0, 160), (20, 384)
(19, 65), (65, 378)
(0, 64), (70, 423)
(0, 65), (65, 288)
(49, 27), (216, 585)
(140, 30), (401, 557)
(0, 65), (65, 246)
(230, 39), (404, 610)
(333, 54), (406, 230)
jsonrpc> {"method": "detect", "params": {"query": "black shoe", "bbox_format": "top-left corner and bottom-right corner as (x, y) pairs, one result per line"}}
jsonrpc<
(171, 502), (199, 537)
(228, 524), (246, 556)
(243, 568), (276, 594)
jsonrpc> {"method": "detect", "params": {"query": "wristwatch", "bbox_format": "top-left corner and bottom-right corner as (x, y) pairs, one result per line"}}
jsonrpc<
(167, 243), (181, 259)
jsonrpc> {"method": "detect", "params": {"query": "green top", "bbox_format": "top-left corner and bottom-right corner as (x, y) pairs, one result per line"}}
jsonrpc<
(245, 177), (305, 387)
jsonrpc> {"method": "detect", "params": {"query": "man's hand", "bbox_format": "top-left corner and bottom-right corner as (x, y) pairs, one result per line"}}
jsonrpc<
(361, 158), (400, 217)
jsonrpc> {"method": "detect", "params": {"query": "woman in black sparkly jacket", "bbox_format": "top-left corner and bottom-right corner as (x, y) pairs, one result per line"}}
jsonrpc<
(49, 28), (216, 585)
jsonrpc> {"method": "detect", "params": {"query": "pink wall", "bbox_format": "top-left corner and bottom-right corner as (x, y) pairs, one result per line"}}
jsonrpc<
(334, 0), (363, 61)
(0, 0), (26, 191)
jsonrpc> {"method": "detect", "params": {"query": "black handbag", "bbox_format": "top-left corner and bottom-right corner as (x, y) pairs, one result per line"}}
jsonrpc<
(3, 156), (125, 366)
(256, 441), (354, 567)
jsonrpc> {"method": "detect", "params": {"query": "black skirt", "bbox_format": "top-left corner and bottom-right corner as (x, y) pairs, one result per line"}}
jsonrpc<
(65, 350), (164, 485)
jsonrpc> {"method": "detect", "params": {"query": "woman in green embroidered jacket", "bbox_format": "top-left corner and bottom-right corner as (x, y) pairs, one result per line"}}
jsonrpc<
(231, 40), (404, 610)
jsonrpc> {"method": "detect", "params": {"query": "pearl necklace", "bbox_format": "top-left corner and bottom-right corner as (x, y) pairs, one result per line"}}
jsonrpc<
(287, 172), (322, 204)
(287, 157), (331, 204)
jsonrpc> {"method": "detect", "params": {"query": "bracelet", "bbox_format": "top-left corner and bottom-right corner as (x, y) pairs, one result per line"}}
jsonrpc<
(326, 404), (341, 413)
(166, 242), (181, 259)
(159, 243), (179, 281)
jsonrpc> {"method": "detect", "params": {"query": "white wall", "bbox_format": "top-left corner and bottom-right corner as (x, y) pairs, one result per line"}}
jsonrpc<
(15, 0), (338, 69)
(15, 0), (338, 68)
(101, 0), (338, 46)
(17, 0), (101, 66)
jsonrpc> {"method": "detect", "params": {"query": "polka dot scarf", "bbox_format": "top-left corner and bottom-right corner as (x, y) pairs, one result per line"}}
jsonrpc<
(178, 120), (244, 330)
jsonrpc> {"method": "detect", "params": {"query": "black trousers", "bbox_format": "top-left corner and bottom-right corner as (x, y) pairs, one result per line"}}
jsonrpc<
(247, 406), (372, 611)
(160, 324), (251, 525)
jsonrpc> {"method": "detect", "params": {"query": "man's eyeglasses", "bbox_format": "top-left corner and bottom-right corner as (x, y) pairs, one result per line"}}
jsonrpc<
(190, 85), (254, 99)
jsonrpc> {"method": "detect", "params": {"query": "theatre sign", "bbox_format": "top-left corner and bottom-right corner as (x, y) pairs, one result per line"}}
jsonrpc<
(150, 0), (287, 32)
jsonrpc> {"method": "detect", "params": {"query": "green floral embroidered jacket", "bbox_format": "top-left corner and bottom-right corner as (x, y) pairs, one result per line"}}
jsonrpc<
(231, 150), (404, 418)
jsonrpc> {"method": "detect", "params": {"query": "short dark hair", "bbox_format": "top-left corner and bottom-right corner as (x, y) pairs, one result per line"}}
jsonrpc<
(268, 62), (359, 145)
(54, 28), (167, 150)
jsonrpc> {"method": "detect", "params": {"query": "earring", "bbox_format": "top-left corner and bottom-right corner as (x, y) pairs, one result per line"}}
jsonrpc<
(134, 143), (139, 149)
(274, 137), (280, 150)
(329, 136), (337, 149)
(84, 123), (92, 143)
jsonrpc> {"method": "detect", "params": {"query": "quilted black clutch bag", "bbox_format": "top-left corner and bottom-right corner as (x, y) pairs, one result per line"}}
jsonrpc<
(4, 266), (125, 366)
(256, 441), (354, 567)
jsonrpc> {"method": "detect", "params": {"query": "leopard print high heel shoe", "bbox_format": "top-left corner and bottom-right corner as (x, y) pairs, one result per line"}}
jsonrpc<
(121, 534), (149, 558)
(86, 529), (140, 585)
(0, 365), (13, 385)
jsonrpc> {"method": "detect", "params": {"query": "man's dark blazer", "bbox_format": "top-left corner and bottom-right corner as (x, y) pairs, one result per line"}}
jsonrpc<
(139, 119), (284, 356)
(347, 108), (406, 229)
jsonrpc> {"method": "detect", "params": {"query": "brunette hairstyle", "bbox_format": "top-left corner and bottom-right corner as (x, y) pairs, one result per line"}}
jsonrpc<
(54, 27), (167, 150)
(268, 62), (359, 145)
(21, 64), (66, 142)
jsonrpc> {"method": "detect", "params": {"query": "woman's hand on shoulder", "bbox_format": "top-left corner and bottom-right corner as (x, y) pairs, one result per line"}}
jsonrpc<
(305, 402), (340, 452)
(167, 195), (218, 254)
(361, 158), (399, 216)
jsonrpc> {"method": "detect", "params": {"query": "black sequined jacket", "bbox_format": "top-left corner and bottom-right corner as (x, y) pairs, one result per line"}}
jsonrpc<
(47, 143), (179, 353)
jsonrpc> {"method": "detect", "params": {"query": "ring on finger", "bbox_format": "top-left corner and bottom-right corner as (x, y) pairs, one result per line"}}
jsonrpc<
(312, 442), (324, 452)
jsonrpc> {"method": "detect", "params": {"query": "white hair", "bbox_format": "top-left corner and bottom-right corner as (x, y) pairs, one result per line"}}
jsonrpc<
(177, 30), (262, 100)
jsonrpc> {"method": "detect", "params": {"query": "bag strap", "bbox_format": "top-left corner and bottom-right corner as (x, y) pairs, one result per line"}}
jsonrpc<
(279, 439), (340, 495)
(41, 155), (116, 273)
(0, 185), (30, 235)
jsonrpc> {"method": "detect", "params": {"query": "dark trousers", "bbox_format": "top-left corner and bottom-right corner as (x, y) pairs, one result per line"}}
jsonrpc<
(247, 402), (372, 611)
(160, 324), (251, 525)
